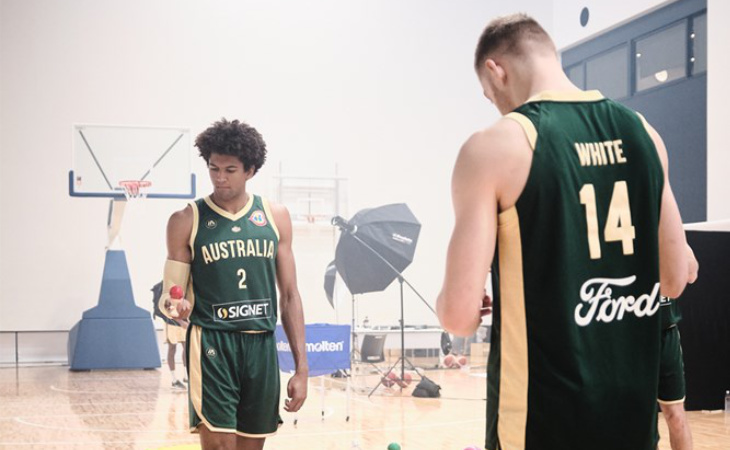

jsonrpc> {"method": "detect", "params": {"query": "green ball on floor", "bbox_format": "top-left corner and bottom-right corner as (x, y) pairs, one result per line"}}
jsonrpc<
(387, 443), (401, 450)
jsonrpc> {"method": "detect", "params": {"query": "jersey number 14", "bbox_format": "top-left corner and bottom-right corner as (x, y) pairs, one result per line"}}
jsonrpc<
(579, 181), (636, 260)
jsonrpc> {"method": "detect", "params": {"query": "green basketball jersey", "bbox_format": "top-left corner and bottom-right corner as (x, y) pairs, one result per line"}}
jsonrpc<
(487, 91), (664, 450)
(188, 194), (279, 332)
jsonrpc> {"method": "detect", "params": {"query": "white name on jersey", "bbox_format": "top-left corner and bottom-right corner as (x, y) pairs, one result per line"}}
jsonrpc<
(574, 276), (660, 326)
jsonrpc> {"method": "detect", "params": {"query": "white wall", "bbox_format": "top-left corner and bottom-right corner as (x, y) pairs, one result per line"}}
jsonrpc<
(552, 0), (675, 50)
(0, 0), (554, 336)
(707, 0), (730, 221)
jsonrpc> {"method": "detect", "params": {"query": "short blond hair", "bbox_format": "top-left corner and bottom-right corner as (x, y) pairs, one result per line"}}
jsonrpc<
(474, 13), (554, 71)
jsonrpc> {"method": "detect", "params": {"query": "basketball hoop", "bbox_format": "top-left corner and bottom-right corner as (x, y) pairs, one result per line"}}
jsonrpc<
(118, 180), (152, 200)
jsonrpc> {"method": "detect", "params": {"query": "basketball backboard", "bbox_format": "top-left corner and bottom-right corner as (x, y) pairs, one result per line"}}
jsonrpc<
(275, 174), (347, 226)
(69, 124), (196, 199)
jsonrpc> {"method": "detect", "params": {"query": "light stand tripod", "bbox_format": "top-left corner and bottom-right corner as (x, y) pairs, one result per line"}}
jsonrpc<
(332, 224), (436, 396)
(366, 272), (436, 397)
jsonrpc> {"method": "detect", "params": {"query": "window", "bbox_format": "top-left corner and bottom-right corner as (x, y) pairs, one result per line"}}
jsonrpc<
(586, 46), (629, 99)
(566, 64), (585, 89)
(635, 21), (687, 92)
(691, 13), (707, 75)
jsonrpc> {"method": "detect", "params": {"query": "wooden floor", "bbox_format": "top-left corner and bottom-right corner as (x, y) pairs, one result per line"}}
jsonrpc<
(0, 364), (728, 449)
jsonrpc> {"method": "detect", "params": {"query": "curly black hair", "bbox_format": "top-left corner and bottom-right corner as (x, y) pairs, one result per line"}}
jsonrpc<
(195, 118), (267, 174)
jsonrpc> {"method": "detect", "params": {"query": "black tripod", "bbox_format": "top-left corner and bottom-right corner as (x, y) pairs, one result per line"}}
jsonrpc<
(333, 225), (436, 396)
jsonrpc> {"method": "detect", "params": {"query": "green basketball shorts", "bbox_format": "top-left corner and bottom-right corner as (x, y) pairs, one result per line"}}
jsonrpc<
(658, 325), (686, 404)
(186, 324), (282, 437)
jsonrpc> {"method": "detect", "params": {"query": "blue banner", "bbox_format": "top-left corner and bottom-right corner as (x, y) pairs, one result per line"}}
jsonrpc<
(275, 323), (351, 377)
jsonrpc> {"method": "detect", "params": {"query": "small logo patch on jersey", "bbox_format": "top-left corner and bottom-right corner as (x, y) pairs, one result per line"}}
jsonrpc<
(206, 219), (217, 229)
(206, 347), (217, 359)
(249, 210), (268, 227)
(231, 226), (242, 233)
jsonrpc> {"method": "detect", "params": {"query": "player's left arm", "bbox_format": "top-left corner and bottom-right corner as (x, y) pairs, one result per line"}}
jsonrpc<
(271, 202), (308, 412)
(437, 118), (529, 337)
(437, 129), (500, 336)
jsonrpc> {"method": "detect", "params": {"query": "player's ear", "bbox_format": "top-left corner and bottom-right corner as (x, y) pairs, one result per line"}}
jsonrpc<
(485, 59), (506, 86)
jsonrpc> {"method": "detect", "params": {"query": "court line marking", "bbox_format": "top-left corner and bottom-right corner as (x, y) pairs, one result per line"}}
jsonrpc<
(1, 417), (484, 446)
(13, 417), (194, 434)
(0, 438), (199, 447)
(50, 385), (165, 394)
(0, 398), (166, 412)
(10, 407), (336, 433)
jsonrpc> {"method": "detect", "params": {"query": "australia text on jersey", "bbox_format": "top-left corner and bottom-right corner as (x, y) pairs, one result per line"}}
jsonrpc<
(200, 238), (276, 265)
(574, 276), (661, 326)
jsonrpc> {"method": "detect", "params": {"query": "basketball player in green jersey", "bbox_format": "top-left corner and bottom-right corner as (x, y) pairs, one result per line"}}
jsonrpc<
(160, 118), (308, 450)
(436, 14), (697, 450)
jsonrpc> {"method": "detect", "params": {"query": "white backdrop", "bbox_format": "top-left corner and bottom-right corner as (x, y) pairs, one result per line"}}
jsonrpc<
(0, 0), (553, 333)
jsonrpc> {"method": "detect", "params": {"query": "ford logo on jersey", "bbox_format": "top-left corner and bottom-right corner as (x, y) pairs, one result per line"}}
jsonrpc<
(213, 299), (272, 322)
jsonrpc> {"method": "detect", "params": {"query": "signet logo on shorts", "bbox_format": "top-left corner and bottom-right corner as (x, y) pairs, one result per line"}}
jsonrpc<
(206, 219), (217, 229)
(249, 210), (267, 227)
(206, 347), (217, 358)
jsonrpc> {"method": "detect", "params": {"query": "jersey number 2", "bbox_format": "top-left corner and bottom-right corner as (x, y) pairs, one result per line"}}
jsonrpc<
(238, 268), (248, 289)
(579, 181), (636, 260)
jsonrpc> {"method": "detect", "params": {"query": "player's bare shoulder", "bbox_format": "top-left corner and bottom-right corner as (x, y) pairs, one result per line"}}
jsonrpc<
(267, 200), (293, 239)
(166, 204), (194, 256)
(167, 204), (193, 233)
(461, 119), (531, 166)
(455, 118), (533, 210)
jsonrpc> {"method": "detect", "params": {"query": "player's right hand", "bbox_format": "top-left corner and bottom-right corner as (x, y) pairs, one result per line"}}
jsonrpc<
(175, 299), (192, 320)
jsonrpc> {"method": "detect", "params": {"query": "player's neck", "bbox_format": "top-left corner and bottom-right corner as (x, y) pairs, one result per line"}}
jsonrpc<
(525, 63), (581, 99)
(522, 57), (580, 99)
(210, 191), (250, 215)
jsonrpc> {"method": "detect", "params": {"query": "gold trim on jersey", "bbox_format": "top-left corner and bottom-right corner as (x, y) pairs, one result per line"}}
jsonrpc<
(657, 397), (686, 405)
(187, 276), (195, 310)
(504, 112), (537, 151)
(189, 324), (205, 429)
(527, 90), (604, 103)
(636, 112), (650, 129)
(261, 197), (280, 241)
(496, 206), (529, 449)
(191, 422), (237, 434)
(189, 201), (199, 260)
(204, 193), (255, 222)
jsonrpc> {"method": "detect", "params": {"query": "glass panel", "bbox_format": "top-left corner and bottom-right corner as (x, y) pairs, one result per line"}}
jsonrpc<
(566, 64), (585, 89)
(691, 14), (707, 75)
(586, 46), (628, 99)
(635, 21), (687, 92)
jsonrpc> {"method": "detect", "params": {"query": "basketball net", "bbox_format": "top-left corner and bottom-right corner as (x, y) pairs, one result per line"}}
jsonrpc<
(118, 180), (152, 201)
